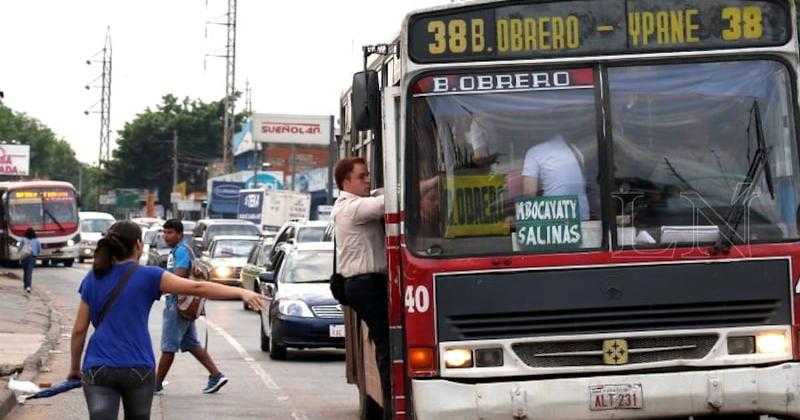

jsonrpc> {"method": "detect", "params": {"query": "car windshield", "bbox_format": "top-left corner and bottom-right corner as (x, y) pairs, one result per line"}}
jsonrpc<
(406, 61), (800, 256)
(278, 250), (333, 283)
(296, 226), (326, 242)
(208, 224), (259, 239)
(211, 240), (257, 258)
(81, 219), (113, 234)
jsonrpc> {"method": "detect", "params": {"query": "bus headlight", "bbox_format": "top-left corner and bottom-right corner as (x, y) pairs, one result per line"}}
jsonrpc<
(277, 299), (313, 318)
(755, 332), (789, 354)
(444, 348), (473, 368)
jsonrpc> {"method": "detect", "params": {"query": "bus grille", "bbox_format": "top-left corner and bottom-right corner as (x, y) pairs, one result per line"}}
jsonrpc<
(435, 259), (791, 342)
(447, 299), (782, 340)
(512, 334), (718, 368)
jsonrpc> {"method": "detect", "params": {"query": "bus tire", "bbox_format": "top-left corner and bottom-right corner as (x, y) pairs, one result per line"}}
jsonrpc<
(63, 259), (74, 268)
(359, 390), (383, 420)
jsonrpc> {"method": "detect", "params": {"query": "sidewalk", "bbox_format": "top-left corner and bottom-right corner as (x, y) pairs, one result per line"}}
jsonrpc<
(0, 273), (59, 419)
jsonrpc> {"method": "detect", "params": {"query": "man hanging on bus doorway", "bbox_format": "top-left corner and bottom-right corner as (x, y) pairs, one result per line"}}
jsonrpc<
(332, 157), (391, 417)
(155, 219), (228, 395)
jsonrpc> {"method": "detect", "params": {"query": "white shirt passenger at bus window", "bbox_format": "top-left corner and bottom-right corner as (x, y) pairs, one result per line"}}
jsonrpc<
(332, 190), (386, 278)
(522, 134), (590, 220)
(467, 117), (494, 164)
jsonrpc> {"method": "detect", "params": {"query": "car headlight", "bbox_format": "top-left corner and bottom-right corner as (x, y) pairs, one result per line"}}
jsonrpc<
(67, 239), (75, 247)
(277, 299), (314, 318)
(213, 266), (233, 278)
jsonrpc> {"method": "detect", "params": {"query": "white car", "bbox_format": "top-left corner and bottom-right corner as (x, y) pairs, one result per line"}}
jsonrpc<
(78, 211), (116, 262)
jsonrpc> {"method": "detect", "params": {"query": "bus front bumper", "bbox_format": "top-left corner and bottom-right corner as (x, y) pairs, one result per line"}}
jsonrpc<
(39, 245), (79, 260)
(411, 363), (800, 419)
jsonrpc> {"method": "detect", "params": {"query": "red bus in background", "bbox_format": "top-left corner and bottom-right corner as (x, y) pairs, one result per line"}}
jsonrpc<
(0, 181), (80, 267)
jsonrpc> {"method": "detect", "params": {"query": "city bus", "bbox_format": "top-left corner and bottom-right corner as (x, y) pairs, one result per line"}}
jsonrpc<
(0, 181), (80, 267)
(339, 0), (800, 418)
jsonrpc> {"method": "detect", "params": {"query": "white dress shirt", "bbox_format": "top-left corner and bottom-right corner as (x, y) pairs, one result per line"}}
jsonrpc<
(332, 190), (386, 278)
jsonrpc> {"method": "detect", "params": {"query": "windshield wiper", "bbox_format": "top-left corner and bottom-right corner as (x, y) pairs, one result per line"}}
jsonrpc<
(663, 157), (698, 193)
(713, 100), (775, 254)
(42, 207), (65, 232)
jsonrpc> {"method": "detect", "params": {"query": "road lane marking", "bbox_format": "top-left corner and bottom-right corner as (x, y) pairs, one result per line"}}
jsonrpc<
(201, 317), (309, 419)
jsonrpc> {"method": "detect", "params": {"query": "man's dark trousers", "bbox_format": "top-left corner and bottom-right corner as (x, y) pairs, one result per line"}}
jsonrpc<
(345, 273), (390, 414)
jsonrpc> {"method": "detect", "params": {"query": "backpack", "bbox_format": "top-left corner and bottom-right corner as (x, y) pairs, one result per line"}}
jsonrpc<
(18, 239), (32, 260)
(171, 243), (206, 320)
(177, 294), (205, 320)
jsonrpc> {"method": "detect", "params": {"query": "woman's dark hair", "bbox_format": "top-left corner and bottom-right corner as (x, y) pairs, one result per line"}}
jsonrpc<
(93, 221), (142, 277)
(24, 227), (36, 239)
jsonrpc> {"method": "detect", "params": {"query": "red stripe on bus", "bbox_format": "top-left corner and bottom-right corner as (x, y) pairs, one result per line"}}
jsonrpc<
(385, 212), (403, 224)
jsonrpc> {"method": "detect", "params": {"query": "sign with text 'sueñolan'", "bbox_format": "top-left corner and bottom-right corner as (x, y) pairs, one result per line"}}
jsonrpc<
(252, 114), (332, 146)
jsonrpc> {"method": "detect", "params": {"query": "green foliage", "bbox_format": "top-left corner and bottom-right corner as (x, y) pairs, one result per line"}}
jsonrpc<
(0, 104), (82, 185)
(106, 94), (245, 205)
(77, 165), (105, 211)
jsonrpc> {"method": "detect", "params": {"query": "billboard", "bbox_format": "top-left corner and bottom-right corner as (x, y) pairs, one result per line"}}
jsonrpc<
(210, 181), (245, 214)
(237, 190), (263, 225)
(232, 119), (255, 156)
(252, 114), (332, 146)
(0, 145), (30, 176)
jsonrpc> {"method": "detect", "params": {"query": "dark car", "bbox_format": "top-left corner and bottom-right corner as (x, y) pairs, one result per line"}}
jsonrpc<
(258, 241), (343, 360)
(191, 219), (260, 255)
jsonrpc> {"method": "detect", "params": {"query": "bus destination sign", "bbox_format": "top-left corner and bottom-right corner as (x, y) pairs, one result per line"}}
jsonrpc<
(408, 0), (788, 63)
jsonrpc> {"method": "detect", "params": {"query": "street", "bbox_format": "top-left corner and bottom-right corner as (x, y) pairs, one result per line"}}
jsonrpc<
(7, 263), (358, 420)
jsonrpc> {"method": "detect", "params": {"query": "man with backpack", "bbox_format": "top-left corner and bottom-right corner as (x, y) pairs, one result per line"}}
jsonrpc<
(155, 219), (228, 394)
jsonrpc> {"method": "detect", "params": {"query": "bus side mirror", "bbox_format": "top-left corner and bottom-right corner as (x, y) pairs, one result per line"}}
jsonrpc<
(352, 70), (380, 131)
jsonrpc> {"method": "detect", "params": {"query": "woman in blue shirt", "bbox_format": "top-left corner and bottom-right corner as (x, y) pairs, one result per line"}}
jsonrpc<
(68, 221), (265, 420)
(20, 227), (40, 294)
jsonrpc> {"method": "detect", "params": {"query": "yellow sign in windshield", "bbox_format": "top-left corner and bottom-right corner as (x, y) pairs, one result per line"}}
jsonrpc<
(444, 174), (508, 238)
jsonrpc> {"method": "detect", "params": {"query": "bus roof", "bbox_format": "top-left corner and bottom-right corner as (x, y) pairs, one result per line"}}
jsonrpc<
(0, 180), (76, 191)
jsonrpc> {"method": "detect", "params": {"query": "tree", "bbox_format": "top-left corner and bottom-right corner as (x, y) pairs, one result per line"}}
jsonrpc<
(0, 104), (82, 185)
(106, 94), (246, 206)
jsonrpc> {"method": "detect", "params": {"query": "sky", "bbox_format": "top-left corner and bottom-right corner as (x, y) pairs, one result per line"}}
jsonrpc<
(0, 0), (448, 164)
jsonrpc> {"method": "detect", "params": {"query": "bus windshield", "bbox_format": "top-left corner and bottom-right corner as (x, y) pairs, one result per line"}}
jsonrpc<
(407, 60), (800, 256)
(8, 189), (78, 233)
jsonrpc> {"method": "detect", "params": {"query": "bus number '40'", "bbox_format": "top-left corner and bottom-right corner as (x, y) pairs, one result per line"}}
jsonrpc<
(405, 286), (430, 313)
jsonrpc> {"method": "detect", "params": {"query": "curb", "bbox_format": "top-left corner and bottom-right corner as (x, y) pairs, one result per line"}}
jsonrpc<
(0, 287), (62, 419)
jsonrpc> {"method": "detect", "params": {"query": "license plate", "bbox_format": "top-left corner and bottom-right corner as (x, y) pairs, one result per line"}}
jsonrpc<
(589, 383), (643, 411)
(329, 324), (345, 338)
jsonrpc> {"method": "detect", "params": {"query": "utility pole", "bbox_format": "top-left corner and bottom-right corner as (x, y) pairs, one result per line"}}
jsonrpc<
(221, 0), (238, 171)
(98, 28), (112, 164)
(85, 27), (113, 165)
(172, 129), (179, 189)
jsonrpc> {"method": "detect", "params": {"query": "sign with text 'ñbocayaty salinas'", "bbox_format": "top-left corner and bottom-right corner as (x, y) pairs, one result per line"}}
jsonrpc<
(408, 0), (788, 63)
(252, 114), (332, 146)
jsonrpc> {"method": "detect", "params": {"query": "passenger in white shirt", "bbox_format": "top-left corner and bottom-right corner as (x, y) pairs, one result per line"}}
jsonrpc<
(522, 134), (590, 220)
(331, 157), (390, 415)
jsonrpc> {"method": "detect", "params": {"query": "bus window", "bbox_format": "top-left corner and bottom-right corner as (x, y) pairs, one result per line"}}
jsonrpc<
(608, 60), (800, 247)
(407, 68), (601, 256)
